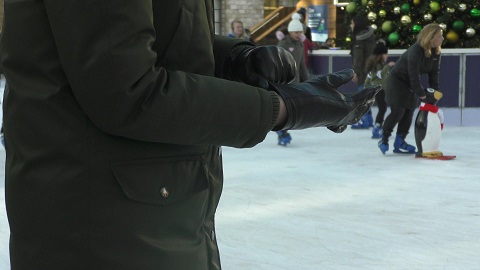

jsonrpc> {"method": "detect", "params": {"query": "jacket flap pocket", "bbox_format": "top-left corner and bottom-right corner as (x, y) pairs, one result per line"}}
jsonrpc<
(111, 156), (209, 205)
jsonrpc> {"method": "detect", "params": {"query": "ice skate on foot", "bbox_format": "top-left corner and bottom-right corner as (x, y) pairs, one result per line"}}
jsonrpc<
(277, 130), (291, 146)
(378, 140), (389, 155)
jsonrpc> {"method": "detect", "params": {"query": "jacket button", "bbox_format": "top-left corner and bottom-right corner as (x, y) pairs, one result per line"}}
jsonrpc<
(159, 187), (169, 198)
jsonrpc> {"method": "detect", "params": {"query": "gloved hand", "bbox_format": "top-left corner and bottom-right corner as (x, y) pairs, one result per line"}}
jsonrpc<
(226, 45), (296, 89)
(270, 69), (381, 133)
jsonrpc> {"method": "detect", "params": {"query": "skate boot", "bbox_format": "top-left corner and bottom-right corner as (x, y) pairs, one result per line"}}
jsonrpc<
(277, 130), (292, 146)
(351, 112), (374, 129)
(371, 123), (383, 139)
(378, 140), (389, 155)
(393, 134), (416, 154)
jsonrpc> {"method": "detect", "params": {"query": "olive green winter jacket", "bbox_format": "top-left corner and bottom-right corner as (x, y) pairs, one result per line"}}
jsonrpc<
(364, 63), (392, 90)
(351, 27), (376, 86)
(1, 1), (280, 269)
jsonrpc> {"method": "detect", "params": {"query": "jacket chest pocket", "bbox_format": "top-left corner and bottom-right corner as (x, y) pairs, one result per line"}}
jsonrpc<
(111, 156), (209, 206)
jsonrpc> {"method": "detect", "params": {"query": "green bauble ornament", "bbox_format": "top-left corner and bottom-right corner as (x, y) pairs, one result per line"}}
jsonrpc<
(382, 21), (394, 33)
(471, 8), (480, 18)
(401, 3), (411, 13)
(346, 37), (352, 43)
(379, 10), (387, 17)
(430, 2), (440, 13)
(368, 12), (377, 22)
(453, 20), (465, 31)
(362, 0), (368, 6)
(346, 2), (357, 13)
(412, 24), (422, 34)
(388, 32), (400, 45)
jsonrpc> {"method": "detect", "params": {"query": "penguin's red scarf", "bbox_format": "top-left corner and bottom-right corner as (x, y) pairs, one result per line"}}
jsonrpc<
(419, 102), (439, 113)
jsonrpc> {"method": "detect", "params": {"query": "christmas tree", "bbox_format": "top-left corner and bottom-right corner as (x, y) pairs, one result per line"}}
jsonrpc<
(339, 0), (480, 49)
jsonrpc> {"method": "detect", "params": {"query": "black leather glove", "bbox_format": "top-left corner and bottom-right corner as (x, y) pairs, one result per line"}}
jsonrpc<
(226, 45), (296, 89)
(271, 69), (381, 133)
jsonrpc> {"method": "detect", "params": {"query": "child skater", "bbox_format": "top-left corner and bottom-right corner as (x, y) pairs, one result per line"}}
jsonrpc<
(364, 40), (395, 139)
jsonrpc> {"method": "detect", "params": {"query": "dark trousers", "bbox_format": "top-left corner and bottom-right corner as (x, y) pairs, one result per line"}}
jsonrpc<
(374, 89), (387, 125)
(382, 104), (415, 143)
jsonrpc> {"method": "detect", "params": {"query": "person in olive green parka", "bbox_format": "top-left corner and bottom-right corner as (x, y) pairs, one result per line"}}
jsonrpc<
(364, 40), (396, 139)
(0, 1), (379, 269)
(350, 14), (376, 129)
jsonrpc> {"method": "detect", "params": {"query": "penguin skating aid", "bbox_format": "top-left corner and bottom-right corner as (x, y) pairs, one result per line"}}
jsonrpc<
(414, 88), (456, 160)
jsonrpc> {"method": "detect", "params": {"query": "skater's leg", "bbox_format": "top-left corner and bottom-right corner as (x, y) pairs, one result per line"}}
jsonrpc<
(397, 108), (414, 135)
(382, 105), (404, 141)
(379, 104), (404, 154)
(372, 90), (387, 138)
(374, 89), (387, 126)
(393, 108), (416, 153)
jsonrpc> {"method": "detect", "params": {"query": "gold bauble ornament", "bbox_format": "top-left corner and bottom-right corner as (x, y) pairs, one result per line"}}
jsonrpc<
(424, 13), (433, 21)
(394, 7), (401, 14)
(413, 0), (421, 5)
(446, 30), (459, 43)
(379, 10), (387, 17)
(368, 12), (377, 22)
(458, 3), (467, 12)
(401, 15), (412, 25)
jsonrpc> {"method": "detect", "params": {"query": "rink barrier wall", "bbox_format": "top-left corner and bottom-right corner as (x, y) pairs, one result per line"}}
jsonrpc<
(309, 49), (480, 126)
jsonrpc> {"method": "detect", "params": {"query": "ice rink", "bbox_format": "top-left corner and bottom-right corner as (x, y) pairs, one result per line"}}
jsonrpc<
(1, 125), (480, 269)
(1, 76), (480, 269)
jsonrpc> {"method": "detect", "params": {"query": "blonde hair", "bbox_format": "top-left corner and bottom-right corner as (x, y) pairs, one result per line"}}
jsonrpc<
(230, 19), (249, 39)
(417, 23), (442, 58)
(230, 19), (244, 31)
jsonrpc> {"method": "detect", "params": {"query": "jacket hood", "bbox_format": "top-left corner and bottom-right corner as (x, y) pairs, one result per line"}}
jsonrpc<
(356, 26), (375, 41)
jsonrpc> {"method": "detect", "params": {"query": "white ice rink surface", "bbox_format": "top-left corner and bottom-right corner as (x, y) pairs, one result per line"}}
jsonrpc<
(1, 78), (479, 269)
(1, 127), (480, 269)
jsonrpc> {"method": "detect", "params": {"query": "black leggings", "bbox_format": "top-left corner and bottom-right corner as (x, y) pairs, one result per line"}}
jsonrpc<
(374, 89), (387, 125)
(382, 104), (415, 143)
